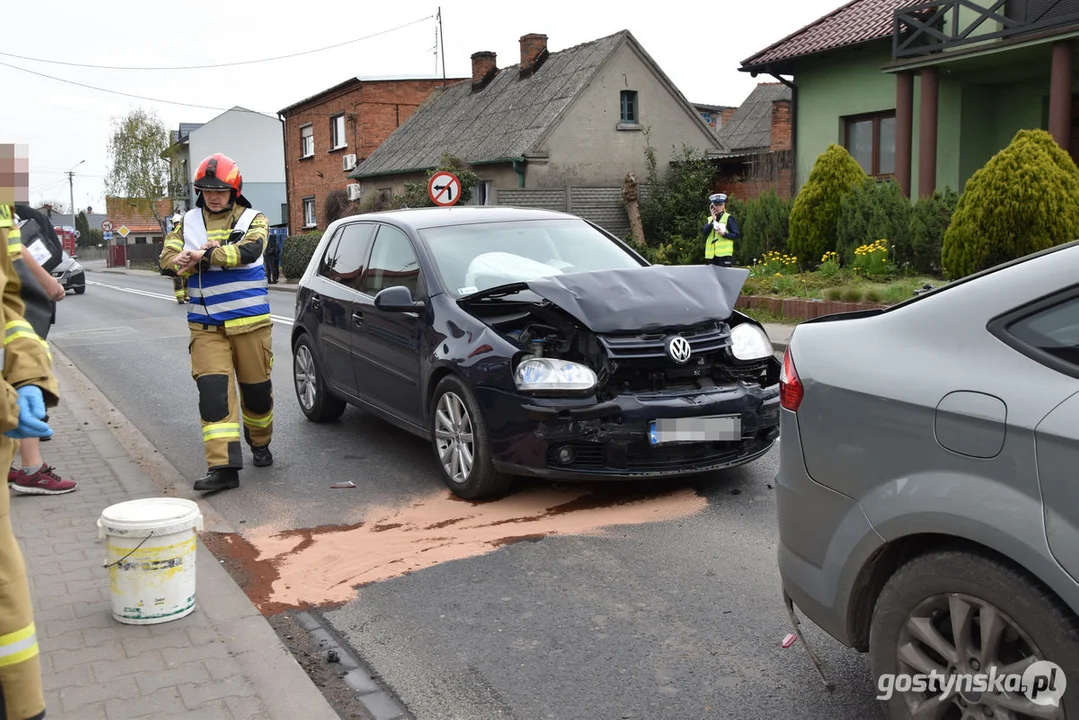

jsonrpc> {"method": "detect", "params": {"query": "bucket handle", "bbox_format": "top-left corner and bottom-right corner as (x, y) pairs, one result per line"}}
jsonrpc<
(103, 531), (155, 569)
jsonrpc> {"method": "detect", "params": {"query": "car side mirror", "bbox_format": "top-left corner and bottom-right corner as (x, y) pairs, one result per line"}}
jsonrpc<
(374, 285), (425, 312)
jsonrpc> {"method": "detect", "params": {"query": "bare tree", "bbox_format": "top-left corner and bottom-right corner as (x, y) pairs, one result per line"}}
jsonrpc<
(621, 172), (646, 246)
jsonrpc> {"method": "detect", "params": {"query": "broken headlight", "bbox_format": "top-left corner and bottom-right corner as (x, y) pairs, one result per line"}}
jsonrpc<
(730, 322), (774, 361)
(514, 357), (597, 394)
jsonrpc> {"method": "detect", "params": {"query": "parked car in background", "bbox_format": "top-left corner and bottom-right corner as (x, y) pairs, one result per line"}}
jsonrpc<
(51, 251), (85, 294)
(776, 240), (1079, 717)
(291, 206), (780, 499)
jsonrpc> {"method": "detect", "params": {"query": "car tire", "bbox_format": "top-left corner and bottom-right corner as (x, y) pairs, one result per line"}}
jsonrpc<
(293, 333), (346, 423)
(429, 374), (512, 500)
(73, 285), (85, 295)
(869, 546), (1079, 719)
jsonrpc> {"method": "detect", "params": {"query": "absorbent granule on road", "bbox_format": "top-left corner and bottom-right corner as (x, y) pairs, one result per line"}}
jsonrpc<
(234, 485), (708, 612)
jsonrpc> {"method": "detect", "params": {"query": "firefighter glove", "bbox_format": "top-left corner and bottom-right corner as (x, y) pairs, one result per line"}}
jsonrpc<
(5, 385), (52, 439)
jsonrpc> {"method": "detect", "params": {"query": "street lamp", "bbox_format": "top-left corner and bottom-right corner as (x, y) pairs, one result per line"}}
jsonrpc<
(68, 160), (84, 232)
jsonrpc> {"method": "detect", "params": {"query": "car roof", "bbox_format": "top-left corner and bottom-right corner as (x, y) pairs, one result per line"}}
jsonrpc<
(336, 206), (581, 231)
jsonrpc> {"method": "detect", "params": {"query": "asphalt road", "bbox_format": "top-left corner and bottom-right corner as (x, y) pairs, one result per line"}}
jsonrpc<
(52, 268), (884, 720)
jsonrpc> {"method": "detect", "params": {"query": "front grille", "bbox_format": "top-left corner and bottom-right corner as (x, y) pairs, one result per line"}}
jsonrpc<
(598, 324), (731, 360)
(548, 439), (757, 472)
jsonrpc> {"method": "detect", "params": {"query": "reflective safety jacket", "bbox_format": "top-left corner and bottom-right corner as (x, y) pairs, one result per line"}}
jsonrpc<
(159, 205), (271, 334)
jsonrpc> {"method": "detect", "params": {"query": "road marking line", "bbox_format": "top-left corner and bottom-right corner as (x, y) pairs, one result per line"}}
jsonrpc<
(87, 280), (295, 326)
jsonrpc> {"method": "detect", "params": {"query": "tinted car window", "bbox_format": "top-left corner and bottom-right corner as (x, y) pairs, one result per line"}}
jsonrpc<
(361, 225), (422, 298)
(417, 218), (644, 298)
(324, 223), (375, 290)
(1007, 296), (1079, 368)
(317, 230), (343, 279)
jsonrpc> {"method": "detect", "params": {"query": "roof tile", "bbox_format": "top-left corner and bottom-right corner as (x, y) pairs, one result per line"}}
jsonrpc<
(742, 0), (921, 69)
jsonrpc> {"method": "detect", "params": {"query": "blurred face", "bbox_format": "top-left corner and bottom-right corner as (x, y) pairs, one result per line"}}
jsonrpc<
(711, 202), (725, 215)
(202, 189), (231, 212)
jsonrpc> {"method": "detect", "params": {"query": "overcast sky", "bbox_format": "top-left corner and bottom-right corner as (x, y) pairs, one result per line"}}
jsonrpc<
(6, 0), (841, 215)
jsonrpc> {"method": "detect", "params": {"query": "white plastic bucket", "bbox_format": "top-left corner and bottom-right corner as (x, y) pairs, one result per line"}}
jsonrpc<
(97, 497), (204, 625)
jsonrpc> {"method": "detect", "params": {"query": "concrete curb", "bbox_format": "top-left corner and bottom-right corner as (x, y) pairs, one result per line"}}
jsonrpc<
(51, 346), (343, 720)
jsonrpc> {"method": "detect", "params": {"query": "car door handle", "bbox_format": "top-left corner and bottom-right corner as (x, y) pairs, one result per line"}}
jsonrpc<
(311, 293), (321, 310)
(352, 310), (364, 327)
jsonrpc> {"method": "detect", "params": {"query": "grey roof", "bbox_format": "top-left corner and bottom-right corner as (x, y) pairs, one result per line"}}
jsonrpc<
(170, 122), (204, 146)
(715, 83), (792, 153)
(351, 30), (645, 178)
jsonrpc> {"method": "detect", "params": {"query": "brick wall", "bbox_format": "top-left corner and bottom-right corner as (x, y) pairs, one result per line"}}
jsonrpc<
(770, 99), (792, 152)
(282, 78), (465, 232)
(721, 107), (738, 125)
(713, 151), (794, 202)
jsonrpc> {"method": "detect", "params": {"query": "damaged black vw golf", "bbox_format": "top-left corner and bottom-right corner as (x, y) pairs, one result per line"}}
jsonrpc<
(292, 207), (780, 499)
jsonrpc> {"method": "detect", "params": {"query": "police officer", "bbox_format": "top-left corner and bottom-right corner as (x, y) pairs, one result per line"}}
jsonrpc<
(0, 202), (61, 720)
(158, 153), (274, 494)
(701, 192), (741, 267)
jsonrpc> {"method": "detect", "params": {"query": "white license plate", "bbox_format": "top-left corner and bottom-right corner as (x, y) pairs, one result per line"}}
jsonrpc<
(648, 416), (741, 445)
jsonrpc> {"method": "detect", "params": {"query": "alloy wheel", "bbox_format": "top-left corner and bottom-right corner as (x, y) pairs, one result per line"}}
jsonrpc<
(294, 344), (317, 411)
(434, 391), (474, 484)
(895, 592), (1063, 719)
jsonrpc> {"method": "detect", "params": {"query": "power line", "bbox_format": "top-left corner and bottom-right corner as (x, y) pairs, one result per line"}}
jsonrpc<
(0, 15), (434, 71)
(0, 59), (274, 113)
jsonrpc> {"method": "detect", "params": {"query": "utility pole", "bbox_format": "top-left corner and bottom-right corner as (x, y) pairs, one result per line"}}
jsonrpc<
(67, 159), (85, 231)
(438, 7), (446, 88)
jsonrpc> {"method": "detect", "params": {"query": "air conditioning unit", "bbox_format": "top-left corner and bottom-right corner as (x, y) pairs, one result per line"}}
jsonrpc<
(342, 153), (358, 172)
(346, 183), (363, 201)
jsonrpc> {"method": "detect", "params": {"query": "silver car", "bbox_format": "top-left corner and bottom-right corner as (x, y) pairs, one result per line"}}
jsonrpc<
(777, 240), (1079, 718)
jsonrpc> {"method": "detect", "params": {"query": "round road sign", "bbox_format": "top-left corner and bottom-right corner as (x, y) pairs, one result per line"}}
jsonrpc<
(101, 220), (113, 232)
(428, 171), (462, 207)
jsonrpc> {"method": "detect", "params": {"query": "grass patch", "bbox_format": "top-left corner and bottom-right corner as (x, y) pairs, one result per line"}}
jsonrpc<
(742, 269), (942, 305)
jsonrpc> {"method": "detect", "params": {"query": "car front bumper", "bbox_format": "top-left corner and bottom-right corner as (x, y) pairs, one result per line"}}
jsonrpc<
(476, 381), (780, 480)
(53, 268), (85, 290)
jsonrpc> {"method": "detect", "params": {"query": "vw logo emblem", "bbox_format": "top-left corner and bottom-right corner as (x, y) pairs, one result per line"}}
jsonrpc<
(667, 336), (692, 364)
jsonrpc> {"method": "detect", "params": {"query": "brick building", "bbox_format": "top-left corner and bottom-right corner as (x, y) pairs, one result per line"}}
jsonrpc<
(278, 76), (466, 232)
(693, 103), (739, 131)
(708, 82), (794, 200)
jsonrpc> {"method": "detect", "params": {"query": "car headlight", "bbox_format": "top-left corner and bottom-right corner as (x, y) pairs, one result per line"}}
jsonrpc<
(730, 322), (773, 361)
(514, 357), (597, 393)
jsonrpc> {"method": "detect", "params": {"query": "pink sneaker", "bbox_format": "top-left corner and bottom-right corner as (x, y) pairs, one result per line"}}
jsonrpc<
(10, 464), (77, 495)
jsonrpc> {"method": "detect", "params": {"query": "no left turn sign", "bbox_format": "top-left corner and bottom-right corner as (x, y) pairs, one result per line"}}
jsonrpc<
(428, 171), (462, 207)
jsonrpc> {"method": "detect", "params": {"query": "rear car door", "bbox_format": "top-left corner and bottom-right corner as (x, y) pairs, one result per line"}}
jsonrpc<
(1000, 290), (1079, 582)
(353, 223), (427, 425)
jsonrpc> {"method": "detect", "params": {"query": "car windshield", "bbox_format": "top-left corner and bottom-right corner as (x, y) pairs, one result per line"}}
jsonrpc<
(418, 218), (646, 298)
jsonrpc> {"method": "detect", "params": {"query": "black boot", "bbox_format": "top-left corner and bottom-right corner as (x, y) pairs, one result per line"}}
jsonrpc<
(252, 444), (273, 467)
(193, 468), (239, 493)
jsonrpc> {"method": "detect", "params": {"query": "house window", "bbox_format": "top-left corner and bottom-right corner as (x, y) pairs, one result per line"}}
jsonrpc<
(470, 180), (493, 206)
(331, 115), (346, 150)
(621, 90), (638, 124)
(302, 197), (316, 228)
(843, 111), (896, 177)
(300, 124), (314, 158)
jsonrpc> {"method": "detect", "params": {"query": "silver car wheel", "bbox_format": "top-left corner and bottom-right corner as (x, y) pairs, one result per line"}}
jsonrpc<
(434, 391), (474, 484)
(294, 344), (317, 412)
(896, 592), (1062, 719)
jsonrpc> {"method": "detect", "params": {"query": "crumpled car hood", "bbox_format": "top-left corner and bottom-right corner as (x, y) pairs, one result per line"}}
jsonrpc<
(524, 265), (750, 334)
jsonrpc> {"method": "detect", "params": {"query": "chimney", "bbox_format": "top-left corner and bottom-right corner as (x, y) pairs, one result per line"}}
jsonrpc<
(770, 99), (792, 152)
(471, 51), (498, 92)
(519, 33), (549, 78)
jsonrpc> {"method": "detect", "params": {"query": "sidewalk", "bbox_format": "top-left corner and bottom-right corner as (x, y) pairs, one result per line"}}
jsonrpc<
(86, 266), (797, 351)
(10, 348), (342, 720)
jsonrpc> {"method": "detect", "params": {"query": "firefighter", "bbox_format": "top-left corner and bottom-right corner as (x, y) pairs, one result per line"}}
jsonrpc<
(0, 202), (60, 720)
(159, 153), (274, 494)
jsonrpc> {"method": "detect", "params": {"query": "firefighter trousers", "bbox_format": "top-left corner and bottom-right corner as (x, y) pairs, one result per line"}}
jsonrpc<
(188, 323), (274, 470)
(0, 433), (46, 720)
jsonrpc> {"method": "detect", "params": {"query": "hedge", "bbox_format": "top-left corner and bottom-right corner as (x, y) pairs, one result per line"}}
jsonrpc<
(281, 232), (322, 281)
(942, 128), (1079, 279)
